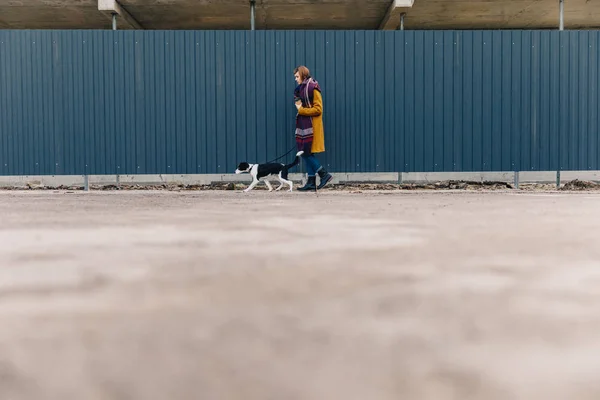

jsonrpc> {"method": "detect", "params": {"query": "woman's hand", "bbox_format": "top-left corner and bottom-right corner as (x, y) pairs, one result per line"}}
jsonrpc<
(295, 99), (302, 110)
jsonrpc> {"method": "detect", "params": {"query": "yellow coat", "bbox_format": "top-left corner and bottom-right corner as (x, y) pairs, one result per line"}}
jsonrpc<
(298, 89), (325, 154)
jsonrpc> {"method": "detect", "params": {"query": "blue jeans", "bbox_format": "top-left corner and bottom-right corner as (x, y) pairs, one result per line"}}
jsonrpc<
(302, 153), (322, 177)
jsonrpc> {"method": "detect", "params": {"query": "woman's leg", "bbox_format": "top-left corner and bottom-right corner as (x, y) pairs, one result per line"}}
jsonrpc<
(302, 153), (317, 176)
(298, 153), (318, 191)
(307, 154), (333, 189)
(306, 155), (322, 175)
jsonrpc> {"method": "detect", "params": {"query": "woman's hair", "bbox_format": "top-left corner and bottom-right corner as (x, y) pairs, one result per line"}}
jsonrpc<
(294, 65), (310, 81)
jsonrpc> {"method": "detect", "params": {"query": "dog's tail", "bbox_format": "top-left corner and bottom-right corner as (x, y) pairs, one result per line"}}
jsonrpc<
(281, 150), (304, 180)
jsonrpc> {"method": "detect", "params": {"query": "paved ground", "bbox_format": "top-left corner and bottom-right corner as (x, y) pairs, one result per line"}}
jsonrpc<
(1, 189), (600, 400)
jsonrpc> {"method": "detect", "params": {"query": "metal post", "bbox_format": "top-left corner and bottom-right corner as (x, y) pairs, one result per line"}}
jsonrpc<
(112, 12), (117, 30)
(250, 0), (256, 31)
(559, 0), (564, 31)
(84, 175), (89, 191)
(556, 170), (561, 189)
(514, 171), (520, 189)
(400, 13), (406, 31)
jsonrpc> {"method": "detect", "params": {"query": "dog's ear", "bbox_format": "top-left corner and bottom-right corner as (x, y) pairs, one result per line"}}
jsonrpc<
(236, 162), (250, 172)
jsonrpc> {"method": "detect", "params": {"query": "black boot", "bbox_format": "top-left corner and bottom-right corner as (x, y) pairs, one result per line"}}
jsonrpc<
(317, 168), (333, 189)
(297, 176), (316, 191)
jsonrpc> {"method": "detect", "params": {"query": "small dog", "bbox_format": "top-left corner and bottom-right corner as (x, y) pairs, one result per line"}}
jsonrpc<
(235, 151), (304, 192)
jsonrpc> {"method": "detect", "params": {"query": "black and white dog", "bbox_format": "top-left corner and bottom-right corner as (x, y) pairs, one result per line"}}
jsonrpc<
(235, 151), (303, 192)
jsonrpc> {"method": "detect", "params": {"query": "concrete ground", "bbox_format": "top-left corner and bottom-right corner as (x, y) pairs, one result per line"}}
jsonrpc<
(1, 189), (600, 400)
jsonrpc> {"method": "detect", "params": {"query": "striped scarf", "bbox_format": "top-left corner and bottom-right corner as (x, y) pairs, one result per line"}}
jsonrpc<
(294, 77), (321, 154)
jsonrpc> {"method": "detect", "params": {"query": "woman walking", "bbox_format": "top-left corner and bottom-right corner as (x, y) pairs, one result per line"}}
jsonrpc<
(294, 65), (332, 191)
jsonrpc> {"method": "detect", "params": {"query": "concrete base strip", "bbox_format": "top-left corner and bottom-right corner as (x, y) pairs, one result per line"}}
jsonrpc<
(0, 171), (599, 188)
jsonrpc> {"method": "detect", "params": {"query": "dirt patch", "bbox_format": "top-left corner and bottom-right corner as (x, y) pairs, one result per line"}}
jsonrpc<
(1, 181), (298, 192)
(406, 180), (515, 191)
(518, 183), (558, 191)
(328, 183), (401, 191)
(3, 179), (600, 192)
(0, 180), (517, 192)
(559, 179), (600, 191)
(329, 180), (514, 191)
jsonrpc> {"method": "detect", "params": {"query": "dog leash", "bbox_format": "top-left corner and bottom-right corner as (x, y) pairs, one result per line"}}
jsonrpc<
(265, 145), (297, 164)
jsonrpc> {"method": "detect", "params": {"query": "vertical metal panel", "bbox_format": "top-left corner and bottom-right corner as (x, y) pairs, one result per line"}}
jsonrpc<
(490, 31), (502, 171)
(406, 32), (414, 172)
(13, 30), (24, 175)
(254, 31), (267, 170)
(433, 31), (444, 172)
(579, 32), (589, 170)
(520, 31), (531, 171)
(453, 31), (463, 172)
(143, 30), (155, 173)
(356, 30), (366, 172)
(423, 31), (435, 172)
(174, 31), (186, 173)
(81, 30), (93, 175)
(62, 31), (72, 174)
(462, 31), (473, 171)
(481, 31), (492, 171)
(184, 30), (195, 174)
(559, 32), (570, 170)
(21, 30), (32, 175)
(133, 30), (145, 174)
(374, 31), (385, 172)
(590, 32), (599, 170)
(264, 32), (276, 167)
(121, 30), (132, 173)
(569, 33), (579, 171)
(443, 31), (453, 172)
(530, 31), (541, 171)
(193, 31), (204, 173)
(501, 31), (512, 171)
(113, 30), (124, 174)
(471, 31), (483, 172)
(511, 31), (522, 171)
(1, 30), (600, 176)
(538, 32), (550, 171)
(548, 32), (560, 171)
(0, 32), (7, 174)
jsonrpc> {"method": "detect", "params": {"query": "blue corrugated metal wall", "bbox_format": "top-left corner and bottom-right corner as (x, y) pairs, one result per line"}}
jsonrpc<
(0, 30), (598, 175)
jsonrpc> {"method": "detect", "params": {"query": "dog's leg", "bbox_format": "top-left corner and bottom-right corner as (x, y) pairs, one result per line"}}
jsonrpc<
(275, 174), (285, 191)
(244, 178), (260, 192)
(264, 179), (273, 192)
(280, 178), (293, 192)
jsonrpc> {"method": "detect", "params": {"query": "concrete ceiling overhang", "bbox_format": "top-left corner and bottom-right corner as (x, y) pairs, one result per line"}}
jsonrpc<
(0, 0), (599, 30)
(120, 0), (394, 30)
(404, 0), (600, 30)
(379, 0), (414, 30)
(98, 0), (142, 29)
